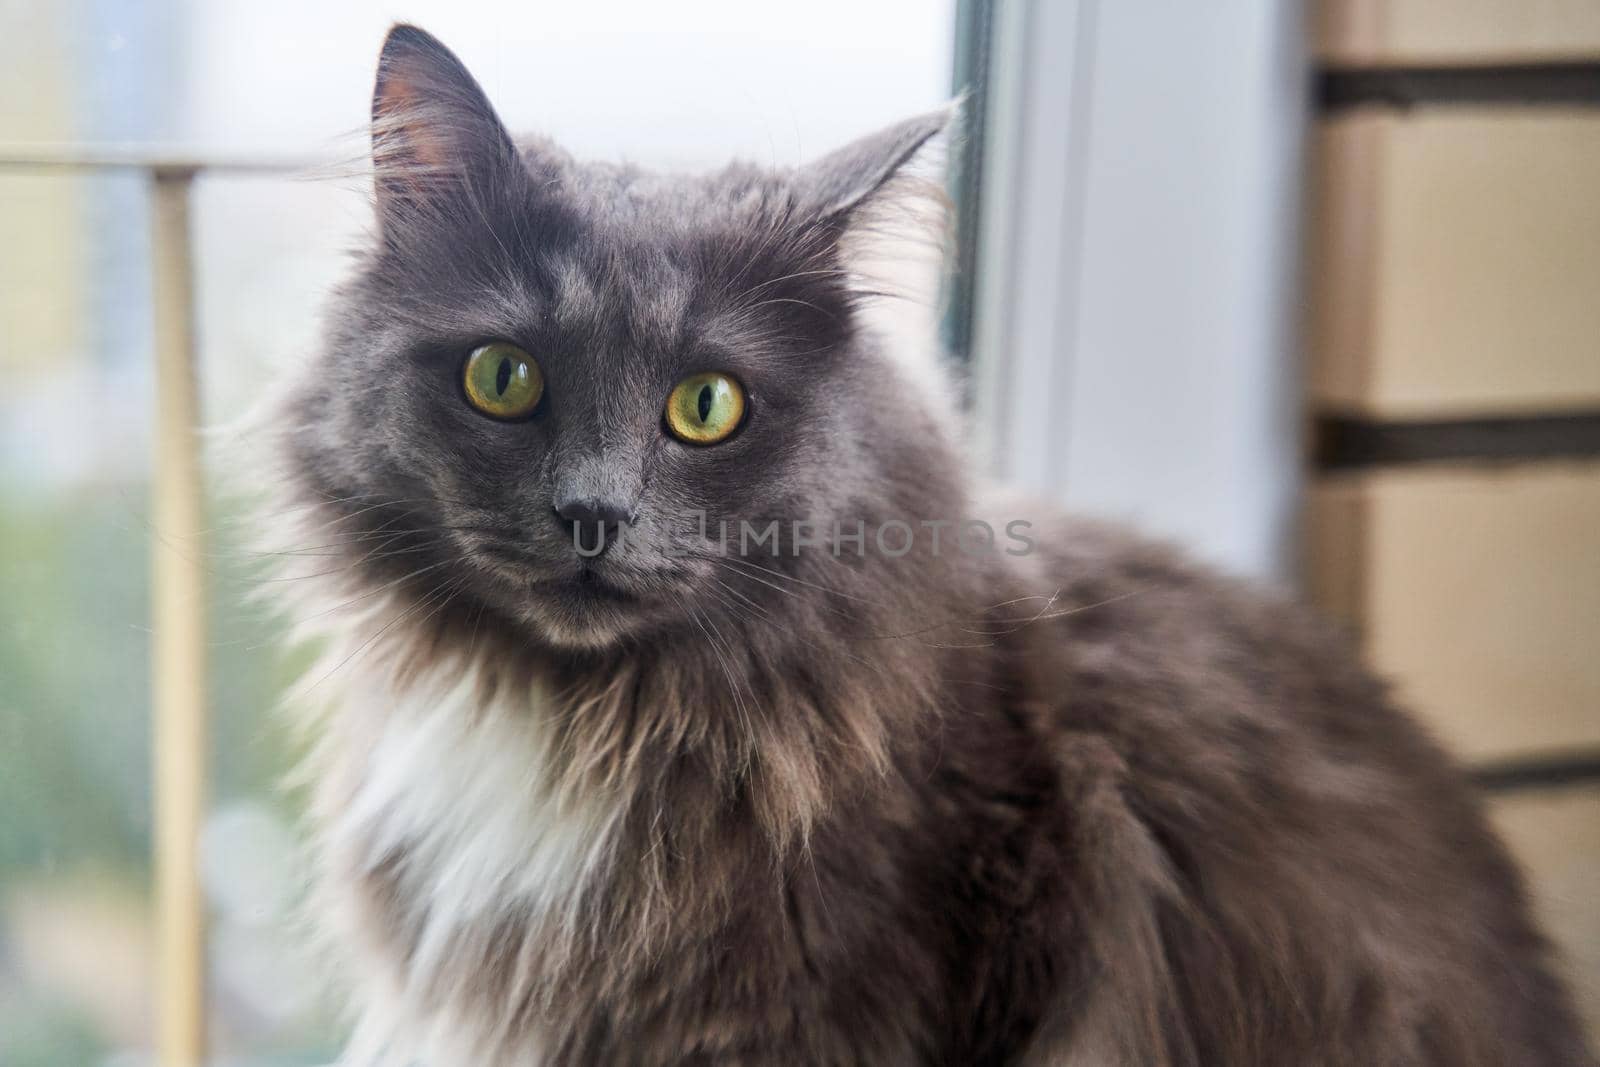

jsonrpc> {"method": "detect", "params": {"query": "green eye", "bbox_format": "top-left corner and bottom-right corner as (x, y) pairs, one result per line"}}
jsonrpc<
(463, 342), (544, 419)
(665, 372), (746, 444)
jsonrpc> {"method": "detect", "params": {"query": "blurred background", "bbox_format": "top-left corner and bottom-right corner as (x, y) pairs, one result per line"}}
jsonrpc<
(0, 1), (1595, 1063)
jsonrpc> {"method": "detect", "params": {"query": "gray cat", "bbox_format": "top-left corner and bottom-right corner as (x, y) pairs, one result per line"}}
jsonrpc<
(258, 24), (1595, 1066)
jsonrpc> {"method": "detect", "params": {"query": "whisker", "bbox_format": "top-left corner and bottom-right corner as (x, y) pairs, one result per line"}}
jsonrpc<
(716, 555), (884, 608)
(687, 604), (758, 768)
(293, 557), (459, 624)
(292, 574), (465, 699)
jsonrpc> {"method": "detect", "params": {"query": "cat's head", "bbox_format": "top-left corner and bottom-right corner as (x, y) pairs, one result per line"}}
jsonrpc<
(277, 25), (962, 653)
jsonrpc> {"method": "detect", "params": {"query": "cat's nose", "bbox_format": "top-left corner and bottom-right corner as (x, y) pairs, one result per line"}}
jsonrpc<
(553, 494), (632, 558)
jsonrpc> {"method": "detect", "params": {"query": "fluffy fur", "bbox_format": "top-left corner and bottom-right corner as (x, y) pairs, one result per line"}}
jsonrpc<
(257, 25), (1596, 1066)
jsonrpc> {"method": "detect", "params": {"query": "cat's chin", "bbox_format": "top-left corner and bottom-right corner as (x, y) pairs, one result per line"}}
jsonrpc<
(528, 612), (637, 652)
(517, 573), (652, 651)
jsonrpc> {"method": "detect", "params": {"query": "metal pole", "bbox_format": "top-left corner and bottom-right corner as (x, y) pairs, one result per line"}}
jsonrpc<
(149, 165), (207, 1067)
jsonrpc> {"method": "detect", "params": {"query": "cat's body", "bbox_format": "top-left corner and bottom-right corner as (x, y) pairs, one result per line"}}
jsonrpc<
(293, 509), (1587, 1067)
(263, 26), (1595, 1066)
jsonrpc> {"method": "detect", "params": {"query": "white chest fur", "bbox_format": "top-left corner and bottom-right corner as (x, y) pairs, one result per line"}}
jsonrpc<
(323, 666), (624, 1065)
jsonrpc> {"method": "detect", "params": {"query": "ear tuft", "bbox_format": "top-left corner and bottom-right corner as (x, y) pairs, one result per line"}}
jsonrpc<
(370, 24), (520, 229)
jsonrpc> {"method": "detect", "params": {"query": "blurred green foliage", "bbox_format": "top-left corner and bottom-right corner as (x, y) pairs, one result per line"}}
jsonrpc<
(0, 488), (155, 877)
(0, 484), (329, 1061)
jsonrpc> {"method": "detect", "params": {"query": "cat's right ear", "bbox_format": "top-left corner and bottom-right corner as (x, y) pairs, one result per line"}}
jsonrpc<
(370, 25), (521, 235)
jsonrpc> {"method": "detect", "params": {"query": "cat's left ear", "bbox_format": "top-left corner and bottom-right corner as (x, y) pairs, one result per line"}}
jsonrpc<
(796, 107), (953, 227)
(370, 24), (522, 236)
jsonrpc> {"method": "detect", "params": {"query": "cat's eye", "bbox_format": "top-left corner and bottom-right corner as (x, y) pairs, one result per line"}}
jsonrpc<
(463, 342), (544, 419)
(664, 372), (746, 445)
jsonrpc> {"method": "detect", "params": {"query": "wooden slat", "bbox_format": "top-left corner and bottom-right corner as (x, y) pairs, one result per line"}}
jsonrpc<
(1317, 0), (1600, 66)
(1310, 111), (1600, 417)
(1302, 474), (1367, 624)
(1307, 115), (1382, 412)
(1306, 462), (1600, 762)
(149, 169), (207, 1067)
(1488, 786), (1600, 1043)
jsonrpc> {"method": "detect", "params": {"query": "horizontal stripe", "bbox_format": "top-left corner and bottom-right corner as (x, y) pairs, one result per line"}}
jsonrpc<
(1315, 412), (1600, 469)
(1319, 63), (1600, 111)
(1472, 752), (1600, 793)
